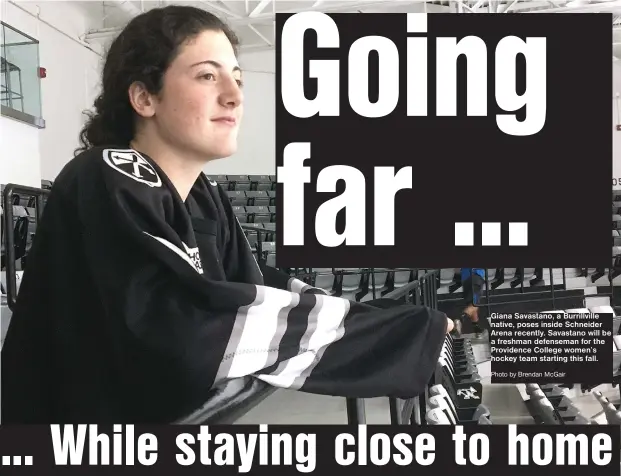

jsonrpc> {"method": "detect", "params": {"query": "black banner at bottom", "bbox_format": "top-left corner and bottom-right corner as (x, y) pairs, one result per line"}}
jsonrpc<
(0, 424), (618, 474)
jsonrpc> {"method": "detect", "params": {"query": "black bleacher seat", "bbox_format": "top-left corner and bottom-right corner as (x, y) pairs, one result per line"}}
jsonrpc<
(227, 191), (247, 206)
(233, 206), (247, 223)
(228, 175), (251, 191)
(262, 222), (275, 240)
(249, 175), (274, 191)
(214, 175), (229, 189)
(267, 190), (276, 206)
(262, 242), (276, 267)
(246, 206), (271, 223)
(245, 191), (270, 206)
(262, 241), (276, 253)
(241, 223), (263, 247)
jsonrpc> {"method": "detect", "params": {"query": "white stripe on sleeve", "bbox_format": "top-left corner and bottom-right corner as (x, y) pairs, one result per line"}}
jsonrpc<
(256, 294), (350, 388)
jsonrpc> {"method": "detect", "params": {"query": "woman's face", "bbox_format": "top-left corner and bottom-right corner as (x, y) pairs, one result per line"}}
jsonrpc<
(153, 29), (243, 161)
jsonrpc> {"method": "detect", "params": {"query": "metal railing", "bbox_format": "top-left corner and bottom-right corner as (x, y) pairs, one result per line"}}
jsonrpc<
(436, 268), (580, 313)
(480, 268), (566, 313)
(585, 266), (618, 307)
(2, 183), (49, 311)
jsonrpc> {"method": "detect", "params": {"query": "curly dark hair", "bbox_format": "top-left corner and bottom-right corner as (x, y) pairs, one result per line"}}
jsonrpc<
(76, 5), (239, 154)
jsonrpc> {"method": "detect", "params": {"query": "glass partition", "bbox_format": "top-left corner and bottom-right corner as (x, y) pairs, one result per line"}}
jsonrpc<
(1, 22), (43, 124)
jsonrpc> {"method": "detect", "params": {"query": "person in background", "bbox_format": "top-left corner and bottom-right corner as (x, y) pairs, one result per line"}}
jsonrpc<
(452, 268), (485, 337)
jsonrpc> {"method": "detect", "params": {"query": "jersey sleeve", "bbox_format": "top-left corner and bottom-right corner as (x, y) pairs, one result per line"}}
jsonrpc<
(255, 252), (327, 295)
(78, 152), (449, 412)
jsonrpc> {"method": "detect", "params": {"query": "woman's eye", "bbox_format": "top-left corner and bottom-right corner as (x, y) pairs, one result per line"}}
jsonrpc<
(236, 79), (244, 87)
(201, 73), (216, 81)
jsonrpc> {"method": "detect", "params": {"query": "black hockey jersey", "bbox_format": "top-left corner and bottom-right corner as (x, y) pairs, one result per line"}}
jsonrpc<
(1, 147), (448, 424)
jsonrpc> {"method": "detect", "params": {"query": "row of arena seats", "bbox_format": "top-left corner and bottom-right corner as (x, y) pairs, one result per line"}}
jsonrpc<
(234, 206), (276, 224)
(227, 190), (276, 206)
(213, 174), (276, 191)
(569, 305), (621, 411)
(309, 268), (418, 302)
(592, 391), (621, 424)
(424, 331), (490, 424)
(240, 266), (575, 304)
(225, 180), (278, 227)
(241, 264), (420, 303)
(236, 260), (614, 304)
(12, 176), (272, 193)
(524, 384), (593, 424)
(446, 268), (545, 292)
(521, 305), (621, 426)
(524, 382), (621, 426)
(3, 206), (616, 309)
(443, 267), (615, 290)
(243, 223), (275, 247)
(240, 188), (621, 294)
(594, 189), (621, 282)
(610, 309), (621, 385)
(609, 190), (621, 281)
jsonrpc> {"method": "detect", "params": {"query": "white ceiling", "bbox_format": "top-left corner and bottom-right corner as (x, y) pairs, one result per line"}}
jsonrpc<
(73, 0), (621, 55)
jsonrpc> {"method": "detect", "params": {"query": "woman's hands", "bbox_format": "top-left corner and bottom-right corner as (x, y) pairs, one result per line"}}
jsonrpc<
(446, 317), (454, 334)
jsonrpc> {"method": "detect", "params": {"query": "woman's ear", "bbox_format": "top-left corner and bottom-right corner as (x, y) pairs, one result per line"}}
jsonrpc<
(128, 81), (156, 118)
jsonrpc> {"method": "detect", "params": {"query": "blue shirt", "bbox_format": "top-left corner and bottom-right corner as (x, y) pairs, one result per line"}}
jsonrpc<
(461, 268), (485, 281)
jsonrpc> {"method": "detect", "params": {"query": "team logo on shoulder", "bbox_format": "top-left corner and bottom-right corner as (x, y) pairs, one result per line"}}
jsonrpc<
(103, 149), (162, 188)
